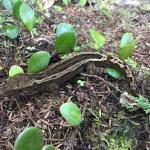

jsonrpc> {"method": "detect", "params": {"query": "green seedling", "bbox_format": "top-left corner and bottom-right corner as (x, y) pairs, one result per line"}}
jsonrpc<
(55, 23), (77, 53)
(27, 51), (51, 73)
(14, 127), (57, 150)
(56, 23), (76, 37)
(12, 0), (35, 32)
(105, 67), (123, 79)
(9, 65), (24, 77)
(27, 46), (35, 51)
(60, 102), (82, 126)
(20, 3), (35, 32)
(14, 127), (44, 150)
(13, 0), (23, 20)
(4, 24), (19, 39)
(119, 32), (136, 60)
(77, 80), (86, 87)
(2, 0), (13, 10)
(90, 29), (106, 50)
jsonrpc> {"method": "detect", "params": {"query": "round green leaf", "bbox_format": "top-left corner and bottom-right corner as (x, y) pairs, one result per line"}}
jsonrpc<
(42, 145), (55, 150)
(14, 127), (44, 150)
(60, 102), (82, 126)
(55, 23), (77, 53)
(55, 32), (76, 53)
(56, 23), (76, 37)
(13, 0), (22, 20)
(119, 32), (136, 60)
(90, 29), (106, 49)
(20, 3), (35, 32)
(2, 0), (13, 10)
(105, 67), (123, 79)
(27, 51), (51, 73)
(5, 24), (19, 39)
(9, 65), (24, 77)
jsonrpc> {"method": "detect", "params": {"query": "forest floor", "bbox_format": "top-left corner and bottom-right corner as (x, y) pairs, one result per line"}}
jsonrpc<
(0, 1), (150, 150)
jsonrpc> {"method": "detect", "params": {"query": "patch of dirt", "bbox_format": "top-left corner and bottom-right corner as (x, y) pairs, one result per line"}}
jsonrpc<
(0, 3), (150, 150)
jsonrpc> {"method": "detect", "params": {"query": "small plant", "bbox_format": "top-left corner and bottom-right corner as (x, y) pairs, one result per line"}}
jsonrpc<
(9, 65), (24, 77)
(27, 51), (51, 73)
(119, 32), (136, 60)
(27, 46), (36, 51)
(105, 32), (136, 79)
(90, 29), (106, 50)
(105, 67), (123, 79)
(77, 80), (86, 87)
(2, 0), (13, 10)
(14, 127), (44, 150)
(14, 127), (56, 150)
(19, 2), (35, 32)
(13, 0), (23, 20)
(4, 24), (19, 39)
(60, 102), (82, 126)
(3, 0), (36, 34)
(55, 23), (77, 53)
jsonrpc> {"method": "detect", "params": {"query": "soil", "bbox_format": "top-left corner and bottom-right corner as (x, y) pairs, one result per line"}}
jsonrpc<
(0, 1), (150, 150)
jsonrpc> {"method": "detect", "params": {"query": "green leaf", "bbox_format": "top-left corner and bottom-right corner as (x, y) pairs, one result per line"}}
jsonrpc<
(119, 32), (136, 60)
(90, 29), (106, 49)
(55, 32), (76, 53)
(9, 65), (24, 77)
(14, 127), (44, 150)
(60, 102), (82, 126)
(55, 23), (77, 53)
(78, 0), (87, 6)
(5, 24), (19, 39)
(20, 3), (35, 32)
(2, 0), (13, 10)
(136, 96), (150, 114)
(42, 145), (55, 150)
(56, 23), (76, 37)
(13, 0), (22, 20)
(77, 80), (86, 87)
(27, 51), (51, 73)
(62, 0), (71, 6)
(105, 67), (123, 79)
(124, 57), (137, 69)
